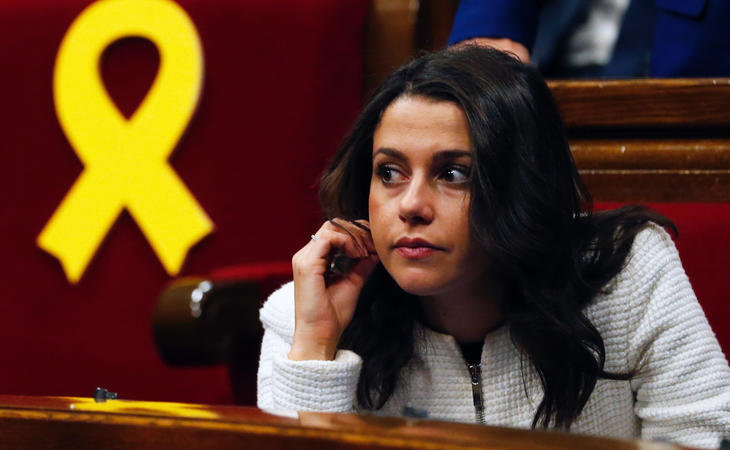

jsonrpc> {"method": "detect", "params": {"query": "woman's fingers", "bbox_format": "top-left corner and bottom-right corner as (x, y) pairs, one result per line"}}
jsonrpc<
(352, 219), (375, 254)
(326, 218), (369, 257)
(307, 218), (373, 258)
(294, 219), (372, 276)
(296, 229), (363, 274)
(328, 218), (375, 256)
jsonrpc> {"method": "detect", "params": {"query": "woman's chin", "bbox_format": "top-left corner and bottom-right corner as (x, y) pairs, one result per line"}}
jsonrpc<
(390, 272), (450, 297)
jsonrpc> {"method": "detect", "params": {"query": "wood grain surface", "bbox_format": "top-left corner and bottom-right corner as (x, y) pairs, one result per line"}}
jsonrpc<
(544, 80), (730, 201)
(549, 79), (730, 128)
(570, 138), (730, 201)
(0, 395), (693, 450)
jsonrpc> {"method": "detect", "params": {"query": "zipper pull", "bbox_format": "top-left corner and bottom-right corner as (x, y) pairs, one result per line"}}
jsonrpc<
(468, 363), (486, 424)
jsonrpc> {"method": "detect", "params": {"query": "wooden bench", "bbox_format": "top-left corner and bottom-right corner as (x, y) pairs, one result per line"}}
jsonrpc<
(555, 79), (730, 201)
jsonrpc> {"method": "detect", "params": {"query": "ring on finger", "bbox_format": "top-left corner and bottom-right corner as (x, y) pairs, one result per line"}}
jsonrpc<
(310, 234), (318, 242)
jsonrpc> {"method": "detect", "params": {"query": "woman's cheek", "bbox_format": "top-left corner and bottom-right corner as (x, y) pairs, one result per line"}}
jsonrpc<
(368, 194), (388, 259)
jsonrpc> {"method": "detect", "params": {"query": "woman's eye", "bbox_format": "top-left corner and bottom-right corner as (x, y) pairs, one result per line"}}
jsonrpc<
(375, 165), (405, 184)
(440, 166), (470, 183)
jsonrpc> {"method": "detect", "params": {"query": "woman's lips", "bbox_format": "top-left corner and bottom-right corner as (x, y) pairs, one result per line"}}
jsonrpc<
(395, 246), (439, 259)
(393, 238), (443, 259)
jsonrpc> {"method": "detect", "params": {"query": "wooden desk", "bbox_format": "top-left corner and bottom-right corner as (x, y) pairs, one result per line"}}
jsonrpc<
(0, 395), (690, 449)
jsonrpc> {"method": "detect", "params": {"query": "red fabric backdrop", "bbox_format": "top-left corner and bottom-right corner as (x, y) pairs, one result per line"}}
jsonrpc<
(0, 0), (368, 404)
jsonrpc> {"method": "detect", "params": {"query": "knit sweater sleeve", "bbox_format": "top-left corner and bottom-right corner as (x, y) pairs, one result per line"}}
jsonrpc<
(256, 281), (362, 413)
(622, 225), (730, 448)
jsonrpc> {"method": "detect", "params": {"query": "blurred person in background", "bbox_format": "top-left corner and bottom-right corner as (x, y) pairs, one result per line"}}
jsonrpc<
(448, 0), (730, 77)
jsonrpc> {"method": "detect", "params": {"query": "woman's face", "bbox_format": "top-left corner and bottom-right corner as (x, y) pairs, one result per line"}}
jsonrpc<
(369, 95), (487, 297)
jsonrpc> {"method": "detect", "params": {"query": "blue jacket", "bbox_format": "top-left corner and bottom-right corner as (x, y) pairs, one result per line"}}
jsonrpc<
(448, 0), (730, 77)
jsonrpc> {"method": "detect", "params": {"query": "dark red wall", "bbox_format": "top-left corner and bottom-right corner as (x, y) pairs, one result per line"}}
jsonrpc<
(0, 0), (368, 404)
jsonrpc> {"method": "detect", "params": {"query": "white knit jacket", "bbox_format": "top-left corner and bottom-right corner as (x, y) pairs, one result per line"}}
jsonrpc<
(257, 225), (730, 449)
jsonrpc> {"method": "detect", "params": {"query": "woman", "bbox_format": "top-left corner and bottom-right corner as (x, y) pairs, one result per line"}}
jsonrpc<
(257, 46), (730, 448)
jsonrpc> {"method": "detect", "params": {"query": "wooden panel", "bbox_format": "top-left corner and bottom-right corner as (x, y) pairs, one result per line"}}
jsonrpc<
(581, 172), (730, 203)
(571, 138), (730, 202)
(364, 0), (418, 94)
(413, 0), (459, 51)
(0, 395), (688, 450)
(549, 79), (730, 128)
(572, 139), (730, 170)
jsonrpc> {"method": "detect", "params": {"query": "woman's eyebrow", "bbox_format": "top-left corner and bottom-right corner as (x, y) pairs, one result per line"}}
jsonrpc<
(432, 150), (472, 163)
(373, 148), (407, 161)
(373, 148), (471, 161)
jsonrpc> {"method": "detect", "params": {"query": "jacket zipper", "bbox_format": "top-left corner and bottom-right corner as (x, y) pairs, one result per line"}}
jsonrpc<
(467, 363), (485, 424)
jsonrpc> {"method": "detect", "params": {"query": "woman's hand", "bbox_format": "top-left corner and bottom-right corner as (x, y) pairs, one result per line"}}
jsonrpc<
(289, 219), (379, 361)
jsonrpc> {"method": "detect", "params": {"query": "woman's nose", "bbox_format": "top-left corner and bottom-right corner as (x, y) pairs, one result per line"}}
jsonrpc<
(398, 175), (434, 224)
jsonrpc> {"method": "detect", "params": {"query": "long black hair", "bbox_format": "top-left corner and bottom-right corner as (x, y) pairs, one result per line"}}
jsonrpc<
(319, 46), (674, 429)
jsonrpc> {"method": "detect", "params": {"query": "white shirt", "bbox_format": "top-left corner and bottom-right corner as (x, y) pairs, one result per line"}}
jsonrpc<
(565, 0), (631, 67)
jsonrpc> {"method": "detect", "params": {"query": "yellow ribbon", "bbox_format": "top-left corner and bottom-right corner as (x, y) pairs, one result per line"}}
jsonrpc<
(38, 0), (213, 283)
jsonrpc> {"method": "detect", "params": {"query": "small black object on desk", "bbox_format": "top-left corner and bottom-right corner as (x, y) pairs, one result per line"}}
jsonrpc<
(93, 387), (118, 403)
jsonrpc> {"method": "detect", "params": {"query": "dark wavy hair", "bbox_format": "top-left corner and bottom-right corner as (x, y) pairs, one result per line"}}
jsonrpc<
(318, 46), (674, 429)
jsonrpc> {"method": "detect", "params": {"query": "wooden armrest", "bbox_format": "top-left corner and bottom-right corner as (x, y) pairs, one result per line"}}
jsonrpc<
(152, 263), (292, 367)
(153, 277), (263, 366)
